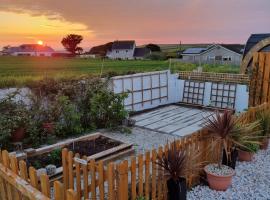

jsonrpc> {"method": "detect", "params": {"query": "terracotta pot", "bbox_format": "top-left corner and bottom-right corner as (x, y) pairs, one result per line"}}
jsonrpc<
(238, 150), (254, 162)
(11, 127), (26, 142)
(42, 122), (54, 133)
(204, 165), (235, 191)
(260, 138), (269, 150)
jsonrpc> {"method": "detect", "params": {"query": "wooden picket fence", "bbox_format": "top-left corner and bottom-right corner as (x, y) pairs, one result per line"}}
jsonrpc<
(1, 102), (270, 200)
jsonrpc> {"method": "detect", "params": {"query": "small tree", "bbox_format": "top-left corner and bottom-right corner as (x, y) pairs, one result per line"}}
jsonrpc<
(61, 34), (83, 56)
(146, 43), (161, 52)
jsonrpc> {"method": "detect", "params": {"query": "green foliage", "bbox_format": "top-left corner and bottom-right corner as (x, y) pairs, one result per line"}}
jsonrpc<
(144, 52), (167, 60)
(241, 142), (259, 153)
(90, 89), (128, 128)
(55, 95), (83, 136)
(0, 92), (30, 149)
(61, 34), (83, 55)
(48, 148), (62, 165)
(256, 111), (270, 137)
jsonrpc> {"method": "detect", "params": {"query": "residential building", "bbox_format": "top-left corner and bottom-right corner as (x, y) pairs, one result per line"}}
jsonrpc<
(181, 44), (244, 66)
(4, 44), (55, 56)
(106, 40), (150, 59)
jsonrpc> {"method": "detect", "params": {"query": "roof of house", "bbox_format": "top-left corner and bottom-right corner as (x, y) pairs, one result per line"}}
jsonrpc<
(111, 40), (135, 50)
(219, 44), (244, 54)
(182, 47), (207, 55)
(134, 47), (151, 57)
(6, 44), (54, 53)
(243, 34), (270, 57)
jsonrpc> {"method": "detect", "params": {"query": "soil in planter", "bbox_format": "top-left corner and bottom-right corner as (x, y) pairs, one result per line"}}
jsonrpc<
(26, 136), (122, 169)
(27, 148), (62, 169)
(67, 136), (122, 156)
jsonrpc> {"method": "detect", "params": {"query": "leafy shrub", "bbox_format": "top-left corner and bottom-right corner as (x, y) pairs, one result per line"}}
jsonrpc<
(145, 52), (167, 60)
(241, 143), (259, 153)
(90, 89), (128, 128)
(0, 92), (30, 149)
(55, 95), (83, 136)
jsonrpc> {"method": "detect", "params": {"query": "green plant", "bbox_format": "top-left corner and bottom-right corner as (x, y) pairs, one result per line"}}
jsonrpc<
(32, 160), (42, 169)
(0, 91), (30, 149)
(90, 89), (128, 129)
(157, 141), (186, 181)
(204, 110), (261, 168)
(240, 143), (259, 153)
(256, 110), (270, 137)
(48, 148), (62, 165)
(55, 95), (83, 137)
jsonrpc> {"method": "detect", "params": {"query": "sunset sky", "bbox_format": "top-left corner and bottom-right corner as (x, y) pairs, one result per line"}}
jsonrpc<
(0, 0), (270, 50)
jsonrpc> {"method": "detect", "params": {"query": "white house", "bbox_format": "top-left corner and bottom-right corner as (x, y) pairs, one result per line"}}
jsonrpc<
(4, 44), (55, 57)
(106, 40), (150, 60)
(181, 44), (244, 66)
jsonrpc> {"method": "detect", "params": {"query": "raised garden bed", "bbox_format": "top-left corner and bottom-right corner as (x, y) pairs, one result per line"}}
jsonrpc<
(12, 132), (134, 180)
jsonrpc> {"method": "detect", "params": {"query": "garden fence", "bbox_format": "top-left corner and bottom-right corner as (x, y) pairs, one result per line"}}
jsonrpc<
(0, 102), (270, 200)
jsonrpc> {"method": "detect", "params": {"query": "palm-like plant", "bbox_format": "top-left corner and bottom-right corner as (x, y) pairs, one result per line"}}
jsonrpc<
(256, 110), (270, 137)
(157, 141), (186, 181)
(204, 109), (261, 168)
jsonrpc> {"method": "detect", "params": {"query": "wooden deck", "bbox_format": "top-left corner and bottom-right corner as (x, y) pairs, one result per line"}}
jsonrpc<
(132, 105), (214, 136)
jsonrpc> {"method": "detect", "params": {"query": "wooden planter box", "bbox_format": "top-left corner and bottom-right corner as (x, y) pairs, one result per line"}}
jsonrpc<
(12, 132), (134, 181)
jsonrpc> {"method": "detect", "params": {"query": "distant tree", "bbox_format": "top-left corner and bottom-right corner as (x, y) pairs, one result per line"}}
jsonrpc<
(146, 44), (161, 52)
(61, 34), (83, 56)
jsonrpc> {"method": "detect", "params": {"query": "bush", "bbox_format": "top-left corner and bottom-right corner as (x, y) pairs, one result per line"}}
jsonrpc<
(145, 52), (167, 60)
(55, 95), (83, 136)
(90, 89), (128, 128)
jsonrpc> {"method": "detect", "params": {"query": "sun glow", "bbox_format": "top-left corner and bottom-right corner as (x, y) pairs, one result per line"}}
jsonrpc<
(37, 40), (43, 45)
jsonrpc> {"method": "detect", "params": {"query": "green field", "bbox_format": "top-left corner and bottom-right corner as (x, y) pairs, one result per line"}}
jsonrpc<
(0, 56), (240, 88)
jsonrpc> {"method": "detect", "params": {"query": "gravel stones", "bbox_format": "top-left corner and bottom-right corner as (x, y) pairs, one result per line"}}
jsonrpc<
(205, 164), (235, 176)
(188, 147), (270, 200)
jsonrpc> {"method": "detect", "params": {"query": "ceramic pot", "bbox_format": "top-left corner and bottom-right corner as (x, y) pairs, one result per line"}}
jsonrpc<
(11, 127), (25, 142)
(204, 165), (235, 191)
(167, 177), (186, 200)
(238, 150), (254, 162)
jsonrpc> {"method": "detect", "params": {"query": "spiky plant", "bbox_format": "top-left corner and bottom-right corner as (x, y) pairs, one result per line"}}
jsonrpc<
(157, 141), (186, 181)
(256, 110), (270, 137)
(204, 109), (261, 168)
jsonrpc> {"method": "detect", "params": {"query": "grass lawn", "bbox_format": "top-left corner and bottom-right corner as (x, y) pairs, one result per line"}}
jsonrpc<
(0, 56), (240, 88)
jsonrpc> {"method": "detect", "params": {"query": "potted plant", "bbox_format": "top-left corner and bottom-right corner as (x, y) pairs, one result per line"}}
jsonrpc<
(238, 143), (259, 162)
(157, 141), (187, 200)
(204, 110), (261, 191)
(256, 111), (270, 150)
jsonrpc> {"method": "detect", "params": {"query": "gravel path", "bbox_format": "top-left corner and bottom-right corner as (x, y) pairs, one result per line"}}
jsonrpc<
(188, 146), (270, 200)
(101, 127), (180, 155)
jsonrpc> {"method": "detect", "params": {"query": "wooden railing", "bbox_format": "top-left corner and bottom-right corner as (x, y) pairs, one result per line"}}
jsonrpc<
(1, 102), (270, 200)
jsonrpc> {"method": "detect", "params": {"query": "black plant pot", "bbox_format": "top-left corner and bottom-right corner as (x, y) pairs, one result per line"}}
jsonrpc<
(167, 177), (186, 200)
(222, 148), (238, 169)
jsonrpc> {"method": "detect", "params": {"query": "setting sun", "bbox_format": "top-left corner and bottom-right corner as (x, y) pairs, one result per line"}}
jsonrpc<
(37, 40), (43, 45)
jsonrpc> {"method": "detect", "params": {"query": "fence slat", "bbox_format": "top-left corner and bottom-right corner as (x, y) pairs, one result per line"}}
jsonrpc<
(157, 146), (163, 200)
(151, 149), (157, 200)
(29, 167), (38, 189)
(10, 155), (20, 200)
(107, 162), (115, 200)
(117, 161), (128, 200)
(62, 148), (69, 193)
(145, 151), (150, 199)
(138, 154), (144, 197)
(98, 160), (105, 200)
(67, 189), (77, 200)
(131, 157), (137, 200)
(2, 151), (13, 200)
(74, 153), (81, 199)
(40, 174), (50, 197)
(68, 151), (74, 189)
(83, 156), (89, 199)
(19, 160), (28, 180)
(54, 181), (64, 200)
